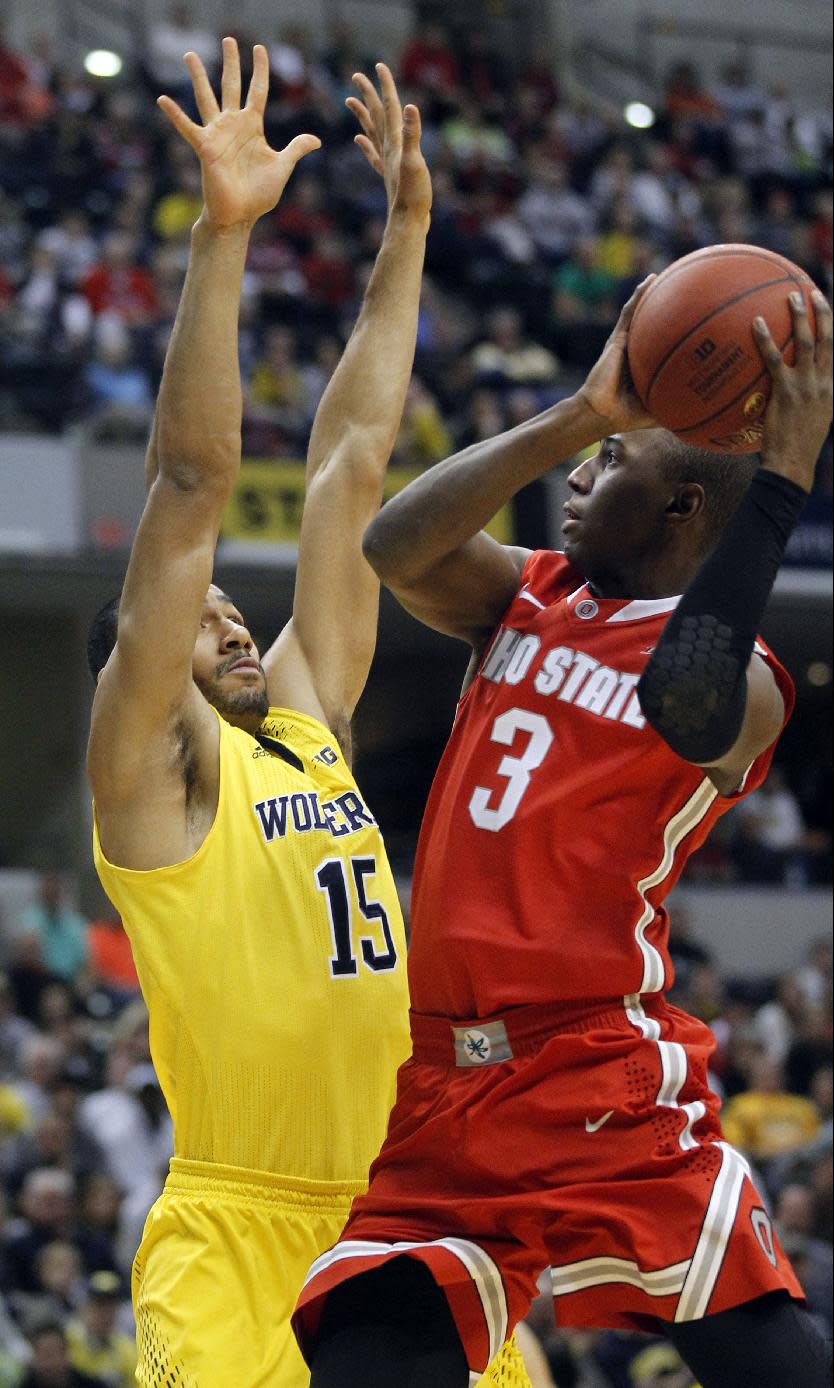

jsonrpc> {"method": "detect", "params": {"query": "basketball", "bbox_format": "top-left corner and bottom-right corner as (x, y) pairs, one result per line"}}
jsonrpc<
(627, 244), (817, 453)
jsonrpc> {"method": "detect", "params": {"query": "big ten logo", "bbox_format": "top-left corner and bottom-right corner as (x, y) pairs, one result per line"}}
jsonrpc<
(693, 337), (717, 363)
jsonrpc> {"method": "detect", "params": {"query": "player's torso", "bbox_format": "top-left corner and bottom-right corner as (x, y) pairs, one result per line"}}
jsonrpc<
(409, 552), (729, 1018)
(94, 707), (410, 1182)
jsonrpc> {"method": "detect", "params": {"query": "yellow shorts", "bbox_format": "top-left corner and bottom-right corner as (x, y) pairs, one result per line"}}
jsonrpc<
(132, 1159), (363, 1388)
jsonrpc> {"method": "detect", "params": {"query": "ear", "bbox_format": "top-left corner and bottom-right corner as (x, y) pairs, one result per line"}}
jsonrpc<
(665, 481), (705, 526)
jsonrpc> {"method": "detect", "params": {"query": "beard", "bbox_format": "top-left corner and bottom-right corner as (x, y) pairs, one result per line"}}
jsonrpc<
(195, 656), (270, 727)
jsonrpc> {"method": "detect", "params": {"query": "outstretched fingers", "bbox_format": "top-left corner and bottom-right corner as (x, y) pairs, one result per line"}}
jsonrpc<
(156, 94), (203, 149)
(812, 289), (832, 374)
(281, 133), (322, 169)
(401, 102), (422, 152)
(184, 51), (220, 124)
(375, 61), (402, 146)
(245, 43), (270, 115)
(346, 95), (376, 143)
(220, 35), (241, 111)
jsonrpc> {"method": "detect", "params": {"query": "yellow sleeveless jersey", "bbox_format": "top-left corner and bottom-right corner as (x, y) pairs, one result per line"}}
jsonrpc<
(93, 706), (410, 1184)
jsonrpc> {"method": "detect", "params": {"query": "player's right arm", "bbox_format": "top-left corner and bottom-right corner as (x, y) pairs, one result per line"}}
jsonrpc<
(362, 282), (657, 647)
(88, 41), (317, 817)
(638, 290), (832, 795)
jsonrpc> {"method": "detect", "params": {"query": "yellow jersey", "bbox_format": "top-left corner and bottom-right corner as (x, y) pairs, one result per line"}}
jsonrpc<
(93, 706), (410, 1184)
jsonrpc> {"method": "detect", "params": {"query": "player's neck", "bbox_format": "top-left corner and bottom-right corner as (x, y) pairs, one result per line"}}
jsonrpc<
(586, 552), (698, 601)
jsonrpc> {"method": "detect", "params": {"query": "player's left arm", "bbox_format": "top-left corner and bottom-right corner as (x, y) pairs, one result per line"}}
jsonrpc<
(639, 289), (832, 795)
(261, 65), (431, 742)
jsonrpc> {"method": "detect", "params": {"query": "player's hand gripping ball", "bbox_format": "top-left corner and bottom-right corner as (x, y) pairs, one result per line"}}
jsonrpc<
(627, 244), (817, 452)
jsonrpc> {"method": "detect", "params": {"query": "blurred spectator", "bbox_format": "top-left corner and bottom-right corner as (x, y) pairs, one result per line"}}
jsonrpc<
(11, 249), (90, 356)
(245, 324), (312, 449)
(83, 332), (153, 417)
(1, 1168), (116, 1296)
(393, 376), (453, 468)
(470, 307), (559, 389)
(65, 1272), (135, 1388)
(400, 24), (460, 100)
(84, 919), (138, 1010)
(721, 1053), (820, 1163)
(0, 23), (52, 129)
(10, 879), (88, 990)
(553, 235), (618, 325)
(17, 1318), (107, 1388)
(77, 1059), (171, 1265)
(785, 1007), (832, 1098)
(145, 4), (217, 94)
(0, 975), (37, 1083)
(80, 236), (157, 327)
(732, 767), (808, 884)
(795, 937), (832, 1008)
(663, 61), (722, 125)
(151, 165), (203, 243)
(36, 215), (98, 291)
(518, 157), (595, 263)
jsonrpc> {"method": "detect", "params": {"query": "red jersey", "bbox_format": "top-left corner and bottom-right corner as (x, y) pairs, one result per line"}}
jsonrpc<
(408, 550), (794, 1017)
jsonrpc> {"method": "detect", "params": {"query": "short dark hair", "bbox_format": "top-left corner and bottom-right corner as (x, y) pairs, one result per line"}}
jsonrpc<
(661, 439), (761, 543)
(86, 596), (121, 680)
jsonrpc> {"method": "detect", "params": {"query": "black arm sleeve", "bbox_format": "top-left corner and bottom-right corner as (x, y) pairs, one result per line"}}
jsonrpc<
(637, 469), (807, 764)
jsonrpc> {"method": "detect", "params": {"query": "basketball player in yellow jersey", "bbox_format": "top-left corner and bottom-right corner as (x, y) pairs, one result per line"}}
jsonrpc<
(85, 41), (425, 1388)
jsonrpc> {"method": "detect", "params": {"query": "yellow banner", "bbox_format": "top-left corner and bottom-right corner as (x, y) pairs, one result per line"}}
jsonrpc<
(222, 460), (514, 546)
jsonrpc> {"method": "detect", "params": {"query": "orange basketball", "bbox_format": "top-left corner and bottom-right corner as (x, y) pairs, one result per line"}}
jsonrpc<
(627, 244), (816, 453)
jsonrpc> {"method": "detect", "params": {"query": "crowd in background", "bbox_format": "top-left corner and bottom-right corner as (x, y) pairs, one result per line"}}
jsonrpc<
(0, 7), (831, 466)
(0, 11), (832, 1385)
(0, 870), (830, 1386)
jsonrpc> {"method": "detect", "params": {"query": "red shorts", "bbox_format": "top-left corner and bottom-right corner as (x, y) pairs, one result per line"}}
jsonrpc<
(293, 995), (802, 1377)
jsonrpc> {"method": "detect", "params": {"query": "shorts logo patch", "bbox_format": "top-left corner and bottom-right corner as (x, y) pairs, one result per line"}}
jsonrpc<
(452, 1020), (513, 1067)
(751, 1208), (777, 1267)
(464, 1030), (492, 1062)
(585, 1109), (614, 1133)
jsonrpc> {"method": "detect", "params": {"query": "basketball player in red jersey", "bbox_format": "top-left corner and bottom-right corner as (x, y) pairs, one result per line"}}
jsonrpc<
(293, 284), (833, 1388)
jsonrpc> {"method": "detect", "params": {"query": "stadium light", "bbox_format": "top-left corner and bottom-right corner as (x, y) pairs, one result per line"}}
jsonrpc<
(84, 49), (123, 78)
(624, 101), (656, 130)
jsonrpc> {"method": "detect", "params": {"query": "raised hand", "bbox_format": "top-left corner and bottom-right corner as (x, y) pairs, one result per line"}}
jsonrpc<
(157, 37), (320, 231)
(753, 288), (833, 493)
(577, 278), (660, 434)
(347, 63), (432, 221)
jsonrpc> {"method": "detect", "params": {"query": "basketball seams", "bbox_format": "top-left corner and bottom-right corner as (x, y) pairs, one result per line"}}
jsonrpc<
(639, 273), (800, 405)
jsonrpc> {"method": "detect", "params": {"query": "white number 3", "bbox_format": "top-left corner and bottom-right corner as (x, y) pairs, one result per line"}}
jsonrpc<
(468, 708), (554, 832)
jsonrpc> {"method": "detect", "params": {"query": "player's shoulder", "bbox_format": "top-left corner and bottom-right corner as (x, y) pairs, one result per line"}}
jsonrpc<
(516, 548), (582, 609)
(752, 634), (795, 719)
(257, 706), (352, 780)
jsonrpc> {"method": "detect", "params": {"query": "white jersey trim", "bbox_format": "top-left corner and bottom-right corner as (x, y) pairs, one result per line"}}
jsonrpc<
(606, 594), (682, 623)
(518, 585), (545, 609)
(301, 1236), (508, 1369)
(624, 996), (708, 1155)
(632, 777), (718, 994)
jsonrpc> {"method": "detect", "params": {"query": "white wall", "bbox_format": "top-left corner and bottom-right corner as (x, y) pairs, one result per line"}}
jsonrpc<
(4, 0), (414, 57)
(671, 886), (831, 979)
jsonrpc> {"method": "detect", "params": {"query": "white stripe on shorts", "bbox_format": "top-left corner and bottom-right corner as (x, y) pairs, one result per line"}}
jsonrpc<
(674, 1141), (748, 1321)
(302, 1236), (507, 1368)
(551, 1254), (691, 1298)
